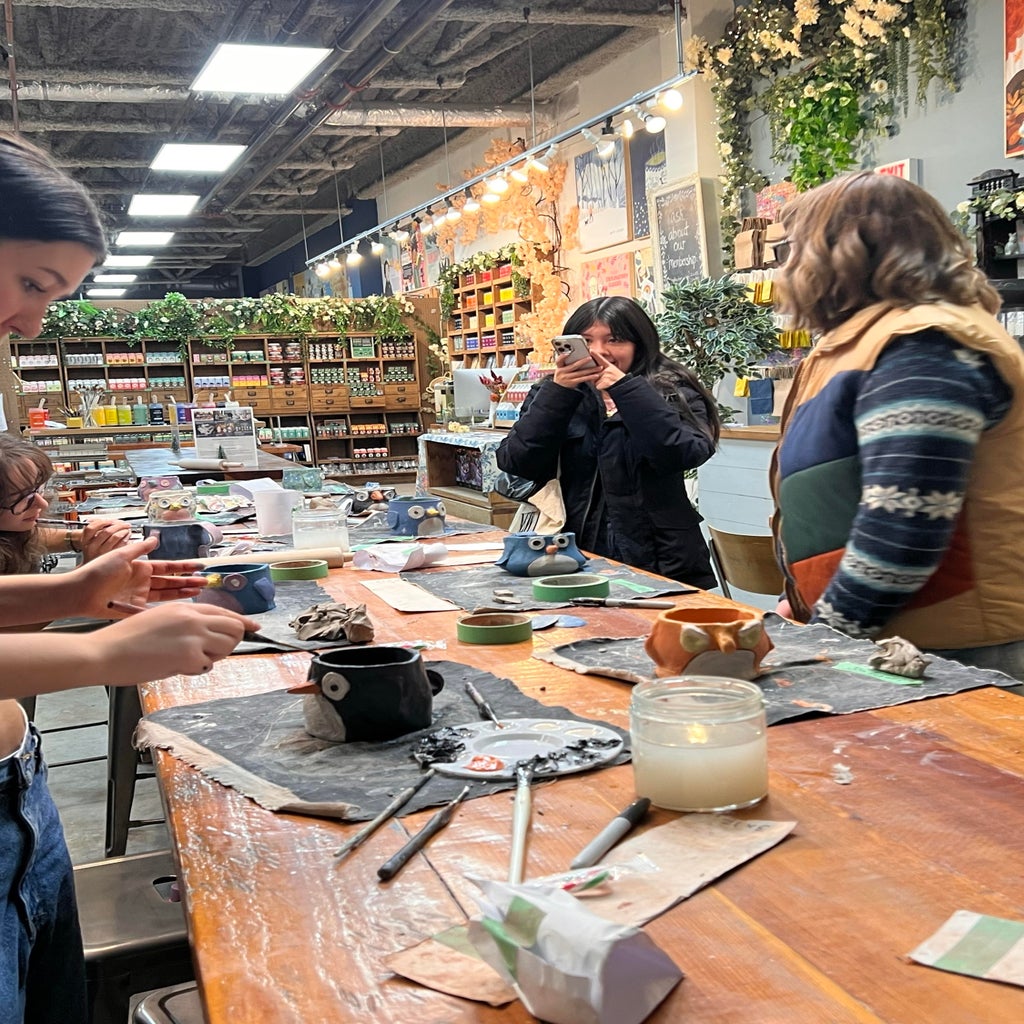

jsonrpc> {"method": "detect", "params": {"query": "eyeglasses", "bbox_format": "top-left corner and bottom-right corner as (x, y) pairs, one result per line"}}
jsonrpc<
(1, 485), (47, 515)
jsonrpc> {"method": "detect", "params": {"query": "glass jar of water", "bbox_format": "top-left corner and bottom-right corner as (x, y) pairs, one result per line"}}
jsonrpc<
(291, 507), (349, 551)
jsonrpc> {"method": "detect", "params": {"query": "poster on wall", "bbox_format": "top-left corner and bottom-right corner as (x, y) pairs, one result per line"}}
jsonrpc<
(627, 132), (667, 238)
(579, 252), (633, 301)
(381, 237), (404, 296)
(649, 177), (708, 295)
(1007, 0), (1024, 156)
(574, 139), (629, 252)
(633, 247), (657, 316)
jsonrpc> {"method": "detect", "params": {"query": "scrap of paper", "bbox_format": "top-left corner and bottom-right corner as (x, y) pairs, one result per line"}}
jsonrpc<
(352, 541), (448, 572)
(908, 910), (1024, 986)
(359, 578), (461, 612)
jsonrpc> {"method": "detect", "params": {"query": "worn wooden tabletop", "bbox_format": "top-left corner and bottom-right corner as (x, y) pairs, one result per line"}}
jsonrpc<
(124, 445), (297, 481)
(141, 533), (1024, 1022)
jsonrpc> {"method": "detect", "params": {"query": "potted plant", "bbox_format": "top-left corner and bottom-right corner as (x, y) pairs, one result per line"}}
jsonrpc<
(656, 276), (779, 422)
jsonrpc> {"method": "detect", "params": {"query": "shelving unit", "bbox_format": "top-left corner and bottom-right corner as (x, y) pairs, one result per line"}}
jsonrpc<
(18, 294), (438, 488)
(444, 265), (536, 370)
(969, 170), (1024, 341)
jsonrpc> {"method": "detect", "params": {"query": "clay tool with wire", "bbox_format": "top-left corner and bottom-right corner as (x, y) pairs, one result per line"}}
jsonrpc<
(334, 769), (436, 859)
(377, 784), (470, 882)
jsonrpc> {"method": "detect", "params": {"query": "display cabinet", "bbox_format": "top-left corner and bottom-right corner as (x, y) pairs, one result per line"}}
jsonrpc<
(445, 265), (536, 370)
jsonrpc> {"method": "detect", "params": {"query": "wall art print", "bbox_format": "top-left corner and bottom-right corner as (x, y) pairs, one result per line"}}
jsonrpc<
(574, 138), (629, 252)
(579, 252), (633, 302)
(627, 130), (667, 239)
(633, 247), (657, 316)
(1007, 0), (1024, 156)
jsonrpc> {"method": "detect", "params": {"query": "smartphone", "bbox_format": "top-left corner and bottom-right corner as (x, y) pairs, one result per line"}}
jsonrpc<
(551, 334), (597, 369)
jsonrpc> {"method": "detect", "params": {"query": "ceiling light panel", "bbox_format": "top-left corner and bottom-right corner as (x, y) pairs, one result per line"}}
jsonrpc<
(115, 231), (174, 247)
(103, 255), (155, 268)
(190, 44), (331, 95)
(151, 143), (247, 173)
(92, 274), (138, 283)
(87, 288), (127, 297)
(128, 195), (199, 217)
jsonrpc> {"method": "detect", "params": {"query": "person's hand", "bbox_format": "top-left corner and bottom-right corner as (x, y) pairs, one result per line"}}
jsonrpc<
(552, 350), (604, 389)
(589, 349), (627, 391)
(94, 603), (261, 684)
(78, 518), (133, 561)
(775, 598), (793, 618)
(66, 536), (209, 617)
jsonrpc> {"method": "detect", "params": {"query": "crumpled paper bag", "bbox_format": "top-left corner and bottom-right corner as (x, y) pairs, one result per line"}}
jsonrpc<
(351, 541), (448, 572)
(288, 602), (374, 643)
(466, 878), (682, 1024)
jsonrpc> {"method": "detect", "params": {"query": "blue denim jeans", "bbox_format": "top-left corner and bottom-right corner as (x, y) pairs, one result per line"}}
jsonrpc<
(0, 725), (87, 1024)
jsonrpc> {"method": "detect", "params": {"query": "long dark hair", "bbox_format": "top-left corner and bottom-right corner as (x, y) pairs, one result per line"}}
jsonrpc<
(777, 170), (998, 332)
(0, 133), (106, 258)
(563, 296), (721, 441)
(0, 435), (53, 574)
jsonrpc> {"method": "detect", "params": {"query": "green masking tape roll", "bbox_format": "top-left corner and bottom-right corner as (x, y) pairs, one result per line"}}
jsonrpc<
(270, 559), (330, 581)
(531, 573), (611, 602)
(457, 613), (533, 645)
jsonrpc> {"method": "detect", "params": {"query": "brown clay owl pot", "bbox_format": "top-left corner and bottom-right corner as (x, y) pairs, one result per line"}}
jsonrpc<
(644, 607), (774, 681)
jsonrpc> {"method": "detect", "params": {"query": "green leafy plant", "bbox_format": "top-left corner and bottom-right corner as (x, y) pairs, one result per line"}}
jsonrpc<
(438, 242), (520, 320)
(656, 277), (779, 421)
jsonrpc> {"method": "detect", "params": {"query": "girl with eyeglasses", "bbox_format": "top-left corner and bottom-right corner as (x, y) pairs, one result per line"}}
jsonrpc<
(497, 295), (721, 589)
(0, 132), (260, 1024)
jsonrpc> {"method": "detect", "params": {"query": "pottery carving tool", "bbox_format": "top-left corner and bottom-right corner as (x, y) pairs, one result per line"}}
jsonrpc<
(334, 769), (436, 859)
(570, 597), (679, 609)
(464, 680), (503, 728)
(508, 762), (534, 884)
(377, 784), (469, 882)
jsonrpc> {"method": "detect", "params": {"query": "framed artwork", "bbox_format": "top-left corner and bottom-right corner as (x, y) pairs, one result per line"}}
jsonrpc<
(627, 131), (667, 238)
(574, 138), (629, 252)
(578, 252), (633, 301)
(649, 177), (708, 295)
(1007, 0), (1024, 156)
(633, 247), (657, 316)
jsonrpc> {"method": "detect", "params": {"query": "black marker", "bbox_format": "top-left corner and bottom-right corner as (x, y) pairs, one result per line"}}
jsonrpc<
(570, 798), (651, 870)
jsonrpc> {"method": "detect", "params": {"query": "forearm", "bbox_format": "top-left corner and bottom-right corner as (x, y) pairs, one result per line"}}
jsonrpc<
(0, 573), (90, 626)
(0, 633), (107, 697)
(38, 526), (79, 555)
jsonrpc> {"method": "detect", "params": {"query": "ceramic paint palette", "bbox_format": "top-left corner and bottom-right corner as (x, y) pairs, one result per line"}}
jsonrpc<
(427, 718), (624, 780)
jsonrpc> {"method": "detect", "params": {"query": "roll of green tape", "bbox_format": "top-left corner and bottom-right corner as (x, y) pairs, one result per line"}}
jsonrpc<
(196, 482), (231, 495)
(456, 613), (533, 645)
(531, 573), (611, 602)
(270, 559), (330, 581)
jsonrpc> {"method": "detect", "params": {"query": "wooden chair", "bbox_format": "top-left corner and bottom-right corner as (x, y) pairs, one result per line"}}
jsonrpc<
(707, 527), (784, 599)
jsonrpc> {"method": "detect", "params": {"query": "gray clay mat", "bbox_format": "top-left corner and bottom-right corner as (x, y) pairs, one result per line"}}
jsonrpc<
(536, 613), (1019, 725)
(399, 558), (695, 612)
(137, 661), (630, 821)
(348, 510), (493, 546)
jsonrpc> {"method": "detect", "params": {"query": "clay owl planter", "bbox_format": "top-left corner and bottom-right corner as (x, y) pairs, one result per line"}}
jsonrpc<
(195, 562), (276, 615)
(137, 475), (182, 500)
(352, 483), (398, 514)
(644, 607), (774, 681)
(387, 496), (447, 537)
(288, 647), (445, 743)
(495, 531), (587, 577)
(142, 488), (221, 559)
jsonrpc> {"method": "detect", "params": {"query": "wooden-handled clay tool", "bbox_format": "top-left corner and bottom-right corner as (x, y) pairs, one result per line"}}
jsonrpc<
(570, 597), (680, 608)
(335, 769), (436, 859)
(377, 785), (470, 882)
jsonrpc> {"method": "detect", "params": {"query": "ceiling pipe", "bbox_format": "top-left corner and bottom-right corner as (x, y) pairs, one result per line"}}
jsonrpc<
(219, 0), (460, 214)
(193, 0), (405, 215)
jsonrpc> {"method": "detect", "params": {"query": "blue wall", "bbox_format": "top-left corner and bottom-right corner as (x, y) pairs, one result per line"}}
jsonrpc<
(241, 197), (384, 298)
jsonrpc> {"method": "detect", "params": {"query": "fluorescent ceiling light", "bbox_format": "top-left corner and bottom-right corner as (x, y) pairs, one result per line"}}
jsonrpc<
(87, 288), (126, 297)
(151, 143), (246, 173)
(128, 194), (198, 217)
(92, 274), (138, 283)
(191, 43), (331, 95)
(103, 255), (155, 268)
(115, 231), (174, 247)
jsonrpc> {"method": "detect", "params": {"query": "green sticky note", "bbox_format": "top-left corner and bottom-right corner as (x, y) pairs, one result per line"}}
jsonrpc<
(833, 661), (924, 686)
(934, 914), (1024, 977)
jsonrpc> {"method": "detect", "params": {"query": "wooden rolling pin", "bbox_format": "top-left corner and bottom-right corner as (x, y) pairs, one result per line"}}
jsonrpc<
(195, 547), (352, 568)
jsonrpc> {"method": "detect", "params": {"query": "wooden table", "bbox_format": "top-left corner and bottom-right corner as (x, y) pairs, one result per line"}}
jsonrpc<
(123, 445), (297, 482)
(141, 541), (1024, 1022)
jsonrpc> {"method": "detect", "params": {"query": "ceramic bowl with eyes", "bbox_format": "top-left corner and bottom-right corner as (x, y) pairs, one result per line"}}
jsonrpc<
(495, 531), (588, 577)
(386, 496), (447, 536)
(194, 562), (276, 615)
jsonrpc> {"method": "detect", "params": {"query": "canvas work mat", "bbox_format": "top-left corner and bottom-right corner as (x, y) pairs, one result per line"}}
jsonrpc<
(535, 613), (1018, 725)
(348, 510), (493, 547)
(136, 661), (630, 821)
(398, 559), (695, 612)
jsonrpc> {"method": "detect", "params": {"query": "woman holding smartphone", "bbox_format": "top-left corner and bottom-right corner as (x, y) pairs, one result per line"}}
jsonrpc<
(497, 295), (721, 588)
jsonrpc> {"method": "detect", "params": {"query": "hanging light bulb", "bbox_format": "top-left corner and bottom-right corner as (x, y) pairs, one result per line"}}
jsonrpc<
(433, 208), (448, 231)
(620, 116), (635, 140)
(481, 191), (502, 205)
(463, 187), (481, 213)
(345, 242), (362, 266)
(510, 162), (530, 183)
(421, 207), (435, 235)
(315, 262), (331, 279)
(446, 205), (462, 223)
(659, 85), (684, 111)
(370, 235), (385, 256)
(485, 174), (509, 195)
(328, 255), (342, 272)
(641, 110), (667, 133)
(393, 224), (410, 243)
(528, 143), (558, 174)
(598, 116), (618, 160)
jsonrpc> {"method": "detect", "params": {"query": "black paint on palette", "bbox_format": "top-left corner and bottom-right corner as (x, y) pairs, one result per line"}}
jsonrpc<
(539, 613), (1017, 725)
(400, 558), (693, 612)
(143, 661), (629, 820)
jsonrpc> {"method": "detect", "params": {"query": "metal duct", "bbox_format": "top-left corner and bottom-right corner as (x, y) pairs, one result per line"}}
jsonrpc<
(323, 103), (549, 129)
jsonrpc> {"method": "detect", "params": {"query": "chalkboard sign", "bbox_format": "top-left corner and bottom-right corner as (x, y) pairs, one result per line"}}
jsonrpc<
(649, 177), (708, 298)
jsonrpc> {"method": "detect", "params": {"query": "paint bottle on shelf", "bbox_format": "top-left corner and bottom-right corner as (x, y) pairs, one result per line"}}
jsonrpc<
(116, 397), (132, 425)
(102, 401), (119, 426)
(131, 395), (149, 425)
(148, 392), (165, 425)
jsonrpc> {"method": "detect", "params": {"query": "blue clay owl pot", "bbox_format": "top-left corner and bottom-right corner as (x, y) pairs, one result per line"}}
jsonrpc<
(495, 531), (587, 577)
(143, 521), (218, 560)
(386, 496), (447, 537)
(195, 562), (276, 615)
(137, 475), (182, 500)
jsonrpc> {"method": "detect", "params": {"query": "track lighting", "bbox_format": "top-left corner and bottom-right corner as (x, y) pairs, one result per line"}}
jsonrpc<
(510, 163), (530, 183)
(641, 110), (666, 133)
(370, 236), (384, 256)
(446, 206), (462, 223)
(485, 175), (509, 194)
(481, 191), (502, 204)
(421, 208), (434, 235)
(315, 262), (331, 279)
(463, 188), (481, 213)
(345, 243), (362, 266)
(620, 117), (635, 140)
(659, 85), (684, 111)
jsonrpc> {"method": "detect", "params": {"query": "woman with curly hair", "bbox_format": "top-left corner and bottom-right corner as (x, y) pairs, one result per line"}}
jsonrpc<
(772, 170), (1024, 677)
(497, 295), (721, 589)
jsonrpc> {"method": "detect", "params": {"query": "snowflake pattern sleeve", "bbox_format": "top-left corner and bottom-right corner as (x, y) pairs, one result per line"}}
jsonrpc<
(811, 330), (1013, 638)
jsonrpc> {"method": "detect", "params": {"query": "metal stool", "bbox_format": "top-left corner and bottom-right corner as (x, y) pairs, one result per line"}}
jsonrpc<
(133, 982), (204, 1024)
(76, 850), (194, 1024)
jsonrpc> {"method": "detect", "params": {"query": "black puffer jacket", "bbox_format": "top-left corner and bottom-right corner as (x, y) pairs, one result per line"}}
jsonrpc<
(496, 368), (718, 588)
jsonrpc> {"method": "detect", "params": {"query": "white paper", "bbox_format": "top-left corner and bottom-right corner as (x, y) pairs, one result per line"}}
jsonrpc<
(191, 406), (259, 467)
(352, 542), (448, 572)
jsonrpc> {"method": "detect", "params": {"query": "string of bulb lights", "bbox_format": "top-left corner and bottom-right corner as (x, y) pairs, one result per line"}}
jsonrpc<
(309, 70), (696, 275)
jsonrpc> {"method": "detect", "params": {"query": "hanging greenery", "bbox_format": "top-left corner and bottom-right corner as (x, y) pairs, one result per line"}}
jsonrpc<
(685, 0), (963, 254)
